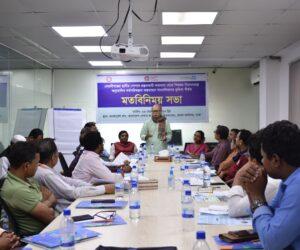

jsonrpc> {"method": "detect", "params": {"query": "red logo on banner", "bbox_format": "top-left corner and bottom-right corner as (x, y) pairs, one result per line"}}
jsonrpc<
(144, 75), (149, 81)
(106, 76), (112, 82)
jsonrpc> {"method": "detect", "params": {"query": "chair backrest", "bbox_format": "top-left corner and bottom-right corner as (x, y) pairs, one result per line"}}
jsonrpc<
(169, 129), (182, 146)
(0, 178), (21, 236)
(58, 152), (71, 177)
(206, 142), (218, 151)
(183, 142), (193, 153)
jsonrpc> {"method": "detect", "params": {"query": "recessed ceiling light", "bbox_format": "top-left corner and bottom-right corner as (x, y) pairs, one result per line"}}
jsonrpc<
(89, 61), (123, 67)
(74, 46), (111, 53)
(160, 52), (196, 58)
(52, 26), (107, 37)
(161, 36), (204, 45)
(162, 12), (218, 25)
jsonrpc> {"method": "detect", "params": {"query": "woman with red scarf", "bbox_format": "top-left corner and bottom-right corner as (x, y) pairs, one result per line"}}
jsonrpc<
(109, 130), (138, 160)
(185, 130), (209, 157)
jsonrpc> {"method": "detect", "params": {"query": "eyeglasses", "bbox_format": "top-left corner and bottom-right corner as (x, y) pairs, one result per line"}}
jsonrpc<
(93, 210), (116, 222)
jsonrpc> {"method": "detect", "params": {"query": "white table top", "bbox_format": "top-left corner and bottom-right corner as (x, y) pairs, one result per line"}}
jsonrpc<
(27, 159), (249, 250)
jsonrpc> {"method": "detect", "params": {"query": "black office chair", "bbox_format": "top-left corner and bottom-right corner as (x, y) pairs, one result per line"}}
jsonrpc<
(182, 142), (193, 153)
(59, 152), (71, 177)
(206, 142), (218, 151)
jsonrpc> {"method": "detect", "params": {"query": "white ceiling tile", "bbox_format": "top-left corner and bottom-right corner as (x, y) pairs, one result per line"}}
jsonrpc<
(272, 10), (300, 24)
(0, 13), (46, 27)
(19, 0), (95, 12)
(0, 0), (31, 12)
(216, 10), (283, 25)
(226, 0), (295, 10)
(211, 24), (266, 36)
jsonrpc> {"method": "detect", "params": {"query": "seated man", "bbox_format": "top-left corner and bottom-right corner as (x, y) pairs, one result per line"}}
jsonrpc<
(205, 125), (231, 169)
(70, 127), (130, 175)
(219, 129), (252, 182)
(109, 130), (138, 160)
(27, 128), (44, 142)
(240, 120), (300, 250)
(217, 128), (240, 175)
(72, 131), (124, 184)
(35, 138), (115, 212)
(228, 131), (280, 218)
(0, 142), (56, 236)
(0, 135), (26, 179)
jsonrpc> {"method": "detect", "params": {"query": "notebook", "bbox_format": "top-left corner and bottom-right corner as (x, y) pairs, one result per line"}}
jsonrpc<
(22, 226), (99, 248)
(76, 200), (128, 209)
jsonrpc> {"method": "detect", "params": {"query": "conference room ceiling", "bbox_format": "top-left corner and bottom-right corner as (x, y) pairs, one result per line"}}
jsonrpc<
(0, 0), (300, 69)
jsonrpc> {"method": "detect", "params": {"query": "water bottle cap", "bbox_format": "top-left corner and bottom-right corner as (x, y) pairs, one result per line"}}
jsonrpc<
(196, 231), (206, 240)
(185, 190), (191, 196)
(132, 165), (137, 169)
(63, 209), (71, 216)
(183, 180), (190, 185)
(139, 157), (142, 160)
(184, 165), (188, 169)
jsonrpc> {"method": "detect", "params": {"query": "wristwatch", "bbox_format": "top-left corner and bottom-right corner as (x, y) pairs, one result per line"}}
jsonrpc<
(251, 199), (267, 213)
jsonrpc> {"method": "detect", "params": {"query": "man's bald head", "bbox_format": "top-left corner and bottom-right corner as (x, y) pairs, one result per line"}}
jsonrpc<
(151, 104), (162, 120)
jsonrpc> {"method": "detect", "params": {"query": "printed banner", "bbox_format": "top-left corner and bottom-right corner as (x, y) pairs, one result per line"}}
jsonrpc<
(0, 75), (9, 123)
(97, 73), (208, 123)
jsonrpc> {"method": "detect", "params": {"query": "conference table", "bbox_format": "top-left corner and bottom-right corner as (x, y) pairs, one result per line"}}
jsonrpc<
(27, 159), (249, 250)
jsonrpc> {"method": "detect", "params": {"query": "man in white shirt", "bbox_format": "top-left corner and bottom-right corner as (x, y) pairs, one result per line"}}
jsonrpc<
(228, 131), (280, 218)
(34, 138), (115, 212)
(72, 131), (124, 184)
(0, 135), (26, 179)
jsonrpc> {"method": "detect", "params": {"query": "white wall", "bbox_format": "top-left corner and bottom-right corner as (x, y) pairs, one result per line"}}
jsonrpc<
(52, 68), (259, 151)
(290, 60), (300, 127)
(0, 69), (52, 147)
(258, 39), (300, 128)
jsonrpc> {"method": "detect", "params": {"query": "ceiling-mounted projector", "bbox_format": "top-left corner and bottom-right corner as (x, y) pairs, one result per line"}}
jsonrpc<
(111, 43), (149, 61)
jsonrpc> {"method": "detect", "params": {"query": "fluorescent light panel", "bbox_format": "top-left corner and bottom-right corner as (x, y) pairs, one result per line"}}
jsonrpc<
(161, 36), (204, 45)
(89, 61), (123, 67)
(52, 26), (107, 37)
(162, 12), (218, 25)
(74, 46), (111, 53)
(160, 52), (196, 58)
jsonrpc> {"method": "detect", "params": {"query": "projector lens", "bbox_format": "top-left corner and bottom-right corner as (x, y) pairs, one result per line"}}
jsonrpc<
(119, 48), (126, 53)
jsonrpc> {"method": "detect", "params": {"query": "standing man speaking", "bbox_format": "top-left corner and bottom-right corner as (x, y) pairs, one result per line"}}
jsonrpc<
(140, 104), (172, 154)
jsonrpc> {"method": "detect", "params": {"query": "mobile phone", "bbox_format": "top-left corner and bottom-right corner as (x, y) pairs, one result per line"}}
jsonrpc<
(71, 214), (94, 222)
(91, 199), (115, 203)
(211, 182), (226, 186)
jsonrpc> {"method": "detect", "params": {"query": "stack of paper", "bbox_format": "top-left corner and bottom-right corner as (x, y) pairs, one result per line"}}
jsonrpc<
(138, 179), (159, 190)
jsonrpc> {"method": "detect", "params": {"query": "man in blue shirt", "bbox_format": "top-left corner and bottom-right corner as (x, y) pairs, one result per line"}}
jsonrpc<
(239, 120), (300, 250)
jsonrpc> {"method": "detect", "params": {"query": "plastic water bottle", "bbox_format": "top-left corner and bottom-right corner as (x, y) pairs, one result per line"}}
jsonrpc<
(130, 165), (138, 187)
(174, 147), (180, 163)
(193, 231), (210, 250)
(203, 165), (211, 188)
(129, 181), (141, 221)
(168, 167), (175, 190)
(200, 152), (205, 163)
(181, 179), (191, 202)
(60, 209), (75, 250)
(137, 157), (145, 176)
(184, 165), (189, 179)
(150, 143), (154, 156)
(181, 190), (194, 232)
(115, 168), (124, 200)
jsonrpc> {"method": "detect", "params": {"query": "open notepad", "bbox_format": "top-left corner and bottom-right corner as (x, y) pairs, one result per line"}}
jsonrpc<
(22, 226), (99, 248)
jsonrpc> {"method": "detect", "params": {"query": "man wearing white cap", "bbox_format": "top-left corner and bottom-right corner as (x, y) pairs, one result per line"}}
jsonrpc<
(0, 135), (26, 178)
